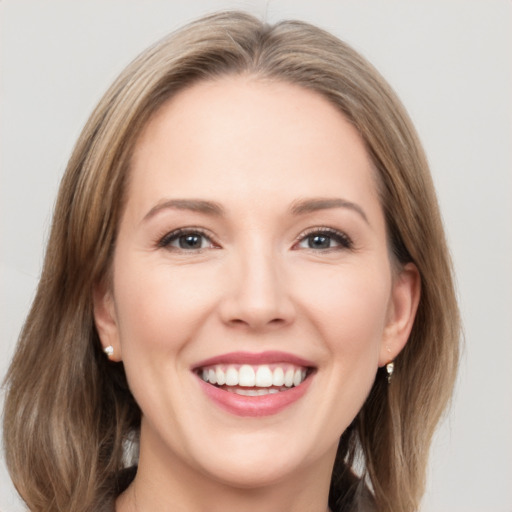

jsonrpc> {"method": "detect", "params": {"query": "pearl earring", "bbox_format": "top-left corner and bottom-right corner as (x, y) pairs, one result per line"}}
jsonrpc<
(386, 361), (394, 383)
(103, 345), (114, 358)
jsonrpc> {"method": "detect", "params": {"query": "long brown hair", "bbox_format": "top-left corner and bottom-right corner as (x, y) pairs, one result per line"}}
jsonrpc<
(3, 11), (460, 512)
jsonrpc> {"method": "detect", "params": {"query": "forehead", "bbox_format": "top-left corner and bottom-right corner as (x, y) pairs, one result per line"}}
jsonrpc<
(127, 76), (381, 221)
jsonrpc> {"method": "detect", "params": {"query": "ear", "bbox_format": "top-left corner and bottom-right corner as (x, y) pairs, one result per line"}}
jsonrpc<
(379, 263), (421, 366)
(93, 281), (122, 362)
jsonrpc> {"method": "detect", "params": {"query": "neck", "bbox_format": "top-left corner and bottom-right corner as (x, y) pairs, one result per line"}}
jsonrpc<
(119, 477), (332, 512)
(117, 425), (336, 512)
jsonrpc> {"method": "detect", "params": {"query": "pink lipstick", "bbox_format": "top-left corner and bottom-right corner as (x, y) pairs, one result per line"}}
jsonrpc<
(192, 351), (315, 417)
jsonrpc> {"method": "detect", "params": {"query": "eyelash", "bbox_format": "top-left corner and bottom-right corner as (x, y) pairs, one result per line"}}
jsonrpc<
(156, 226), (353, 253)
(157, 228), (216, 251)
(294, 227), (353, 251)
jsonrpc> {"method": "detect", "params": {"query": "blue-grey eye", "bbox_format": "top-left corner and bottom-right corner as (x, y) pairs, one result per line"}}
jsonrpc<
(297, 230), (352, 250)
(176, 233), (205, 249)
(307, 234), (331, 249)
(160, 230), (213, 250)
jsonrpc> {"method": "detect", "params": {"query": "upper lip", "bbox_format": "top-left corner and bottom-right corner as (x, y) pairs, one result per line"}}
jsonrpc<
(192, 351), (316, 370)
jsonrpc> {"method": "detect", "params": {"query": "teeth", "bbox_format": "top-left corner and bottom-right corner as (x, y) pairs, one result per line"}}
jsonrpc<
(284, 368), (294, 387)
(199, 363), (309, 390)
(225, 367), (238, 386)
(255, 366), (273, 387)
(272, 367), (285, 386)
(222, 387), (289, 396)
(239, 365), (255, 387)
(215, 367), (226, 385)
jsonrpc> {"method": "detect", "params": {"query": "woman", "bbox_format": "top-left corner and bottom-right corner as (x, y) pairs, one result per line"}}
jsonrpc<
(3, 11), (459, 512)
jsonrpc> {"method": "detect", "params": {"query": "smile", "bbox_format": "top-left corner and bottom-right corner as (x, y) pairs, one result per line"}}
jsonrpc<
(198, 363), (309, 395)
(193, 352), (315, 416)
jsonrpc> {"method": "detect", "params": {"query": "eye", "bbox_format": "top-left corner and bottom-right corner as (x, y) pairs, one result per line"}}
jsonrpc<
(295, 228), (353, 251)
(158, 229), (216, 251)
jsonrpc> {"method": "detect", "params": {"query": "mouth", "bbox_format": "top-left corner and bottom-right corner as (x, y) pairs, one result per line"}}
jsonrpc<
(195, 363), (313, 396)
(192, 352), (316, 416)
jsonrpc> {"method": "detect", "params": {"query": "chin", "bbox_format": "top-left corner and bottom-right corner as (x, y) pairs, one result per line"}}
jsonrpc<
(197, 455), (306, 490)
(179, 423), (336, 491)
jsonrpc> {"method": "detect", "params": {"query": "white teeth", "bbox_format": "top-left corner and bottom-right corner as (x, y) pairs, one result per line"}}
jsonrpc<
(215, 385), (292, 395)
(239, 365), (255, 387)
(272, 367), (285, 386)
(230, 387), (285, 396)
(199, 363), (310, 389)
(284, 368), (295, 387)
(215, 367), (226, 385)
(225, 367), (238, 386)
(255, 366), (273, 387)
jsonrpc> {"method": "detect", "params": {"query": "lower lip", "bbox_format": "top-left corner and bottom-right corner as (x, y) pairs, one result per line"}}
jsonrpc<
(196, 375), (313, 417)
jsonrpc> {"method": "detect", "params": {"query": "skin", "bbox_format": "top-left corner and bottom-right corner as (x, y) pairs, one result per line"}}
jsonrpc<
(94, 76), (420, 512)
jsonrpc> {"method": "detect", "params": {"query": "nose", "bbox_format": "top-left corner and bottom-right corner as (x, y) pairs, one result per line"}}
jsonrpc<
(218, 248), (296, 331)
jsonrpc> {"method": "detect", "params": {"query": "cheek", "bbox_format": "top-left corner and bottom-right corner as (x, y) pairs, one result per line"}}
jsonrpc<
(110, 257), (220, 427)
(295, 262), (391, 358)
(112, 257), (217, 357)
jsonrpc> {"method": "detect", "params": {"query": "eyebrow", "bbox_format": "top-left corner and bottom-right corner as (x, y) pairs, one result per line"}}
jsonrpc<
(290, 197), (369, 224)
(142, 199), (225, 222)
(142, 196), (369, 224)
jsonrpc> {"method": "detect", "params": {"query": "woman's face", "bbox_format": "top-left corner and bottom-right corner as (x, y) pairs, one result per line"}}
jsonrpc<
(95, 77), (418, 489)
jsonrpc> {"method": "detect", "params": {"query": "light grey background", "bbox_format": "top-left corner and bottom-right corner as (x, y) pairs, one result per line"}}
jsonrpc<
(1, 1), (511, 511)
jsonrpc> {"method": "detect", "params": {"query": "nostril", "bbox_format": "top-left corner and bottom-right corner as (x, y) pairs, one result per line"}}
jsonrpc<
(229, 318), (247, 326)
(227, 316), (288, 329)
